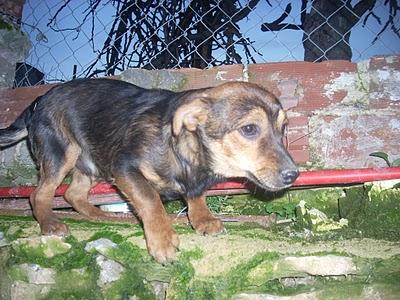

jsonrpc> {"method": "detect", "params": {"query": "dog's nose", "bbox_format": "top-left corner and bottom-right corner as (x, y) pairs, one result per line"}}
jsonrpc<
(281, 169), (299, 185)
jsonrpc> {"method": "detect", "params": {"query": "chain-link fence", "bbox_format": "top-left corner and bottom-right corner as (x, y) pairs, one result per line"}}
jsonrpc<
(12, 0), (400, 86)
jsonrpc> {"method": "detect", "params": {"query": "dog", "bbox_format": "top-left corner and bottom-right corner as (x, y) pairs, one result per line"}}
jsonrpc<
(0, 78), (298, 263)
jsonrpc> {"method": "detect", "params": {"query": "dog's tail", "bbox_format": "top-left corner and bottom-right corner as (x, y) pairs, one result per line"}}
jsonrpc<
(0, 96), (40, 148)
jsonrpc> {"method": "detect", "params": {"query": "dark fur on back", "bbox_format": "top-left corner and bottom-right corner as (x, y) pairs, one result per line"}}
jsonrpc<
(3, 79), (221, 198)
(0, 78), (298, 263)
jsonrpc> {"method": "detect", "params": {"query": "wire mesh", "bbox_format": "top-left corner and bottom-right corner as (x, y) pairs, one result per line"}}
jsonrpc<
(8, 0), (400, 86)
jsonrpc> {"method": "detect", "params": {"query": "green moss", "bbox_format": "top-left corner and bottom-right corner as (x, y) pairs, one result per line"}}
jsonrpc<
(168, 251), (286, 300)
(1, 183), (399, 298)
(338, 184), (400, 240)
(167, 248), (204, 299)
(221, 252), (281, 297)
(104, 241), (172, 299)
(41, 268), (101, 300)
(184, 280), (218, 299)
(103, 271), (155, 300)
(0, 19), (13, 31)
(108, 240), (148, 265)
(224, 223), (288, 241)
(181, 253), (400, 299)
(0, 161), (38, 186)
(8, 265), (28, 282)
(4, 225), (24, 241)
(88, 230), (125, 244)
(10, 236), (94, 271)
(0, 216), (36, 241)
(0, 215), (35, 223)
(358, 255), (400, 284)
(64, 218), (137, 231)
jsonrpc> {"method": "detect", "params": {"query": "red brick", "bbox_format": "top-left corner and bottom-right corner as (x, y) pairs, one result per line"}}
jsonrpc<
(288, 149), (309, 164)
(287, 132), (309, 147)
(248, 60), (357, 113)
(288, 116), (309, 128)
(0, 84), (55, 126)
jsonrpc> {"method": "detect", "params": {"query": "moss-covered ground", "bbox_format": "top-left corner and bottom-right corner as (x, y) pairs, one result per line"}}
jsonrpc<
(0, 182), (399, 299)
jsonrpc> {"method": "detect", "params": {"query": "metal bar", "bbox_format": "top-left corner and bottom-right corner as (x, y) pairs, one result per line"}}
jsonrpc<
(0, 167), (399, 199)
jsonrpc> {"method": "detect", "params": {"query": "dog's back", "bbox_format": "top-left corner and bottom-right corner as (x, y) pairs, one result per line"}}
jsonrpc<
(0, 79), (298, 263)
(27, 79), (178, 178)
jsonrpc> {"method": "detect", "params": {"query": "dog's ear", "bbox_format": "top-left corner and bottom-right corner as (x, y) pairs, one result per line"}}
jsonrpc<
(172, 99), (208, 136)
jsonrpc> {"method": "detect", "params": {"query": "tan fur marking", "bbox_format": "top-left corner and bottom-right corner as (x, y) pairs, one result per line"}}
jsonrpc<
(139, 163), (169, 190)
(206, 105), (285, 189)
(172, 99), (208, 135)
(186, 195), (224, 235)
(64, 169), (108, 219)
(115, 175), (179, 263)
(208, 107), (268, 176)
(31, 143), (81, 235)
(276, 109), (287, 130)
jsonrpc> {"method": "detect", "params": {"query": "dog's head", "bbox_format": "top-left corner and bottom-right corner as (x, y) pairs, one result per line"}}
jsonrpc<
(172, 82), (298, 191)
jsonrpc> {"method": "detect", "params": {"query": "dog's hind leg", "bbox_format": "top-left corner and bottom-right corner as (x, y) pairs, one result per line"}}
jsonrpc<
(64, 169), (109, 219)
(30, 144), (80, 236)
(186, 195), (225, 235)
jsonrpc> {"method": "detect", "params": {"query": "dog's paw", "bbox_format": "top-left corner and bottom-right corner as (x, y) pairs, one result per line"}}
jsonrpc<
(40, 220), (70, 236)
(80, 205), (112, 220)
(192, 216), (225, 236)
(146, 227), (180, 264)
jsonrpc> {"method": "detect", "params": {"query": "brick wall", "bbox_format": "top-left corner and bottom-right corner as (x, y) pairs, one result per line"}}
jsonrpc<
(0, 56), (399, 183)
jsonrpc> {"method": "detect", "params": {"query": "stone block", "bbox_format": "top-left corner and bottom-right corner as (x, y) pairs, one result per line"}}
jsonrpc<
(119, 69), (187, 91)
(0, 27), (31, 89)
(309, 111), (400, 168)
(17, 264), (56, 285)
(178, 64), (245, 89)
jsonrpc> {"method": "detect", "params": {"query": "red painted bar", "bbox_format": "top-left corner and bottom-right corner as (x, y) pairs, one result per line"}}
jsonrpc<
(0, 167), (400, 198)
(294, 167), (400, 186)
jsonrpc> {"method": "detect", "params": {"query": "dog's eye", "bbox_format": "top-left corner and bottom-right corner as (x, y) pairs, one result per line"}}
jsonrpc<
(239, 124), (260, 139)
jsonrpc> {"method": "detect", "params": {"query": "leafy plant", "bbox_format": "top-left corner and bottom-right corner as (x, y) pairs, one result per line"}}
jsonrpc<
(265, 202), (297, 219)
(369, 152), (400, 189)
(369, 152), (400, 167)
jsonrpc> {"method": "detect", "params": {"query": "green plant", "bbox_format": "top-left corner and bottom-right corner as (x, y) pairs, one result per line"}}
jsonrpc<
(369, 152), (400, 167)
(265, 202), (297, 219)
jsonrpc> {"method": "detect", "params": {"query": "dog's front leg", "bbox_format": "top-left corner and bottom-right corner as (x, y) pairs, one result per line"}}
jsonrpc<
(186, 195), (225, 235)
(115, 173), (179, 263)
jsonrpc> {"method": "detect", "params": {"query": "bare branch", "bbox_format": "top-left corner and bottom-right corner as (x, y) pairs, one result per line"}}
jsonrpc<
(353, 0), (376, 18)
(231, 0), (261, 23)
(300, 0), (307, 25)
(261, 4), (301, 32)
(368, 0), (400, 43)
(363, 10), (381, 26)
(47, 0), (73, 27)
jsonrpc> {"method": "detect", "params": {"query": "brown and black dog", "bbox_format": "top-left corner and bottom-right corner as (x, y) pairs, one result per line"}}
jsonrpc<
(0, 78), (298, 263)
